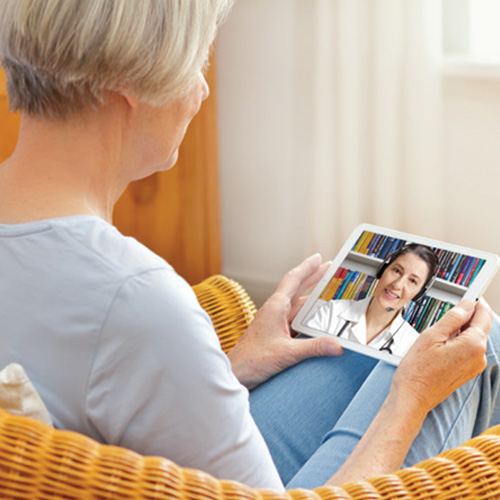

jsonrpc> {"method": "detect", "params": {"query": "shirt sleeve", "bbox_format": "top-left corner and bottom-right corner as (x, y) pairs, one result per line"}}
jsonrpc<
(306, 301), (339, 333)
(86, 268), (283, 490)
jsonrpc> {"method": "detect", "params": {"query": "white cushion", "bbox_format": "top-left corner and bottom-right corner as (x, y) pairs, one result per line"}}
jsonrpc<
(0, 363), (53, 426)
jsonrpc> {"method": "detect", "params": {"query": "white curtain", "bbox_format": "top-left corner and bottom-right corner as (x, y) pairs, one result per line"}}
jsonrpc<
(305, 0), (444, 257)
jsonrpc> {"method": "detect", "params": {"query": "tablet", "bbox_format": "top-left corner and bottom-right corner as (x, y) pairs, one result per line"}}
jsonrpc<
(292, 223), (500, 366)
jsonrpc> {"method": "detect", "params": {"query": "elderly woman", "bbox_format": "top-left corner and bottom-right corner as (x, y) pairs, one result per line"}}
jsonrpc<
(0, 0), (497, 492)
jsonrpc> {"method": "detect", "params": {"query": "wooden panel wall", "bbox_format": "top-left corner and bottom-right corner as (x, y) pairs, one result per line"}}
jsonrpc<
(0, 64), (221, 286)
(0, 70), (21, 162)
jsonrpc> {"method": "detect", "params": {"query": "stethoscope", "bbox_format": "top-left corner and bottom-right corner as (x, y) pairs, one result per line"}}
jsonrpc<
(335, 309), (406, 355)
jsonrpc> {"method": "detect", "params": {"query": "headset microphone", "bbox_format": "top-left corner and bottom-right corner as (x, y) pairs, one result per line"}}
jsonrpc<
(385, 306), (403, 312)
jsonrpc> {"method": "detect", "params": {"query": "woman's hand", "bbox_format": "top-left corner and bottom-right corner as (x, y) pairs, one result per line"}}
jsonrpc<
(327, 298), (493, 486)
(391, 298), (493, 420)
(228, 254), (343, 390)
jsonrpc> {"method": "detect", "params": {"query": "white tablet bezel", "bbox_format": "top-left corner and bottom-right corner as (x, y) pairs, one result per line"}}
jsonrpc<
(292, 223), (500, 366)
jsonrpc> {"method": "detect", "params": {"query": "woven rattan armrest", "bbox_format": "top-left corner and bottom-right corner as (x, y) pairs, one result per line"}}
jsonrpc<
(193, 274), (257, 353)
(0, 407), (500, 499)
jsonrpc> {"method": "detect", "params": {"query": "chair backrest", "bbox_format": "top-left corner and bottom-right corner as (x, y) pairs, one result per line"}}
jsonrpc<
(192, 274), (257, 353)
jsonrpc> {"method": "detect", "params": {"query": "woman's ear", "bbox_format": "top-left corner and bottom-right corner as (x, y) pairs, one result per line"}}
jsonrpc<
(119, 91), (140, 110)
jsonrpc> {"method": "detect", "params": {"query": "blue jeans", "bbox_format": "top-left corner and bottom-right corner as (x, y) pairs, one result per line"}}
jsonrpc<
(249, 315), (500, 489)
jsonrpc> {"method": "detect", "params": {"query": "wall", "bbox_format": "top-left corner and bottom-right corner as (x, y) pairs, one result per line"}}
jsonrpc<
(442, 75), (500, 308)
(217, 0), (315, 304)
(217, 1), (500, 308)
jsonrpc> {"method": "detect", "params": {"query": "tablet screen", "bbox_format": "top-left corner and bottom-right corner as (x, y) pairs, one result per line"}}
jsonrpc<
(292, 224), (500, 365)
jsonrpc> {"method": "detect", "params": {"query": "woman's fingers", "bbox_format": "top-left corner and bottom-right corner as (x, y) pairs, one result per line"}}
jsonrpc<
(459, 298), (493, 341)
(394, 298), (493, 416)
(289, 296), (308, 323)
(420, 300), (475, 342)
(299, 261), (332, 296)
(275, 254), (322, 299)
(420, 299), (491, 355)
(289, 336), (343, 360)
(447, 299), (491, 373)
(275, 254), (330, 304)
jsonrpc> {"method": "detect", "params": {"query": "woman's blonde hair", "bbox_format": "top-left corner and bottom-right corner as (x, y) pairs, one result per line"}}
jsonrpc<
(0, 0), (233, 119)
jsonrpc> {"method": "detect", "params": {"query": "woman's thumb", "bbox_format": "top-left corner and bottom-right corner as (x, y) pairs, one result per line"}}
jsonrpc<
(292, 336), (343, 362)
(424, 300), (475, 340)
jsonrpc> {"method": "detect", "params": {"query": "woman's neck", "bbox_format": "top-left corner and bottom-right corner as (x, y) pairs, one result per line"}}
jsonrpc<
(0, 99), (133, 224)
(365, 298), (399, 344)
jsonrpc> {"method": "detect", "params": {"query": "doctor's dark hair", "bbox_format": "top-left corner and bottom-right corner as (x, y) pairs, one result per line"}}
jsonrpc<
(376, 243), (438, 301)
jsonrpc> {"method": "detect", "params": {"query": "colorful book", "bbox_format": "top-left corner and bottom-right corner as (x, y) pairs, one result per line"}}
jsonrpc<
(353, 232), (370, 253)
(377, 237), (395, 260)
(359, 232), (375, 254)
(445, 253), (460, 280)
(357, 275), (375, 300)
(342, 271), (360, 300)
(321, 267), (348, 301)
(333, 271), (354, 300)
(457, 256), (474, 286)
(367, 233), (382, 256)
(467, 259), (485, 287)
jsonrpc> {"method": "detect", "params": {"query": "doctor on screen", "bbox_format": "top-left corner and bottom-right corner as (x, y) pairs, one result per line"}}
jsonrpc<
(306, 244), (438, 357)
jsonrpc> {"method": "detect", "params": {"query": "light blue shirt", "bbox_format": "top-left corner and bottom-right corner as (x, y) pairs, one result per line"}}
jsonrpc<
(0, 216), (282, 490)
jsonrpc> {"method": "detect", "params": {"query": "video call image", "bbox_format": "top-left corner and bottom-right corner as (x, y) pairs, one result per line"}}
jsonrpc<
(303, 230), (485, 358)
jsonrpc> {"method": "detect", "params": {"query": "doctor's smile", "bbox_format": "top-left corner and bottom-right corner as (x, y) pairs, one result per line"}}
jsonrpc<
(384, 289), (400, 300)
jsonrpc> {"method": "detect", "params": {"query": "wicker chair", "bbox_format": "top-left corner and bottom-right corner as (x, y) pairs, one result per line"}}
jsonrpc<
(1, 275), (500, 500)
